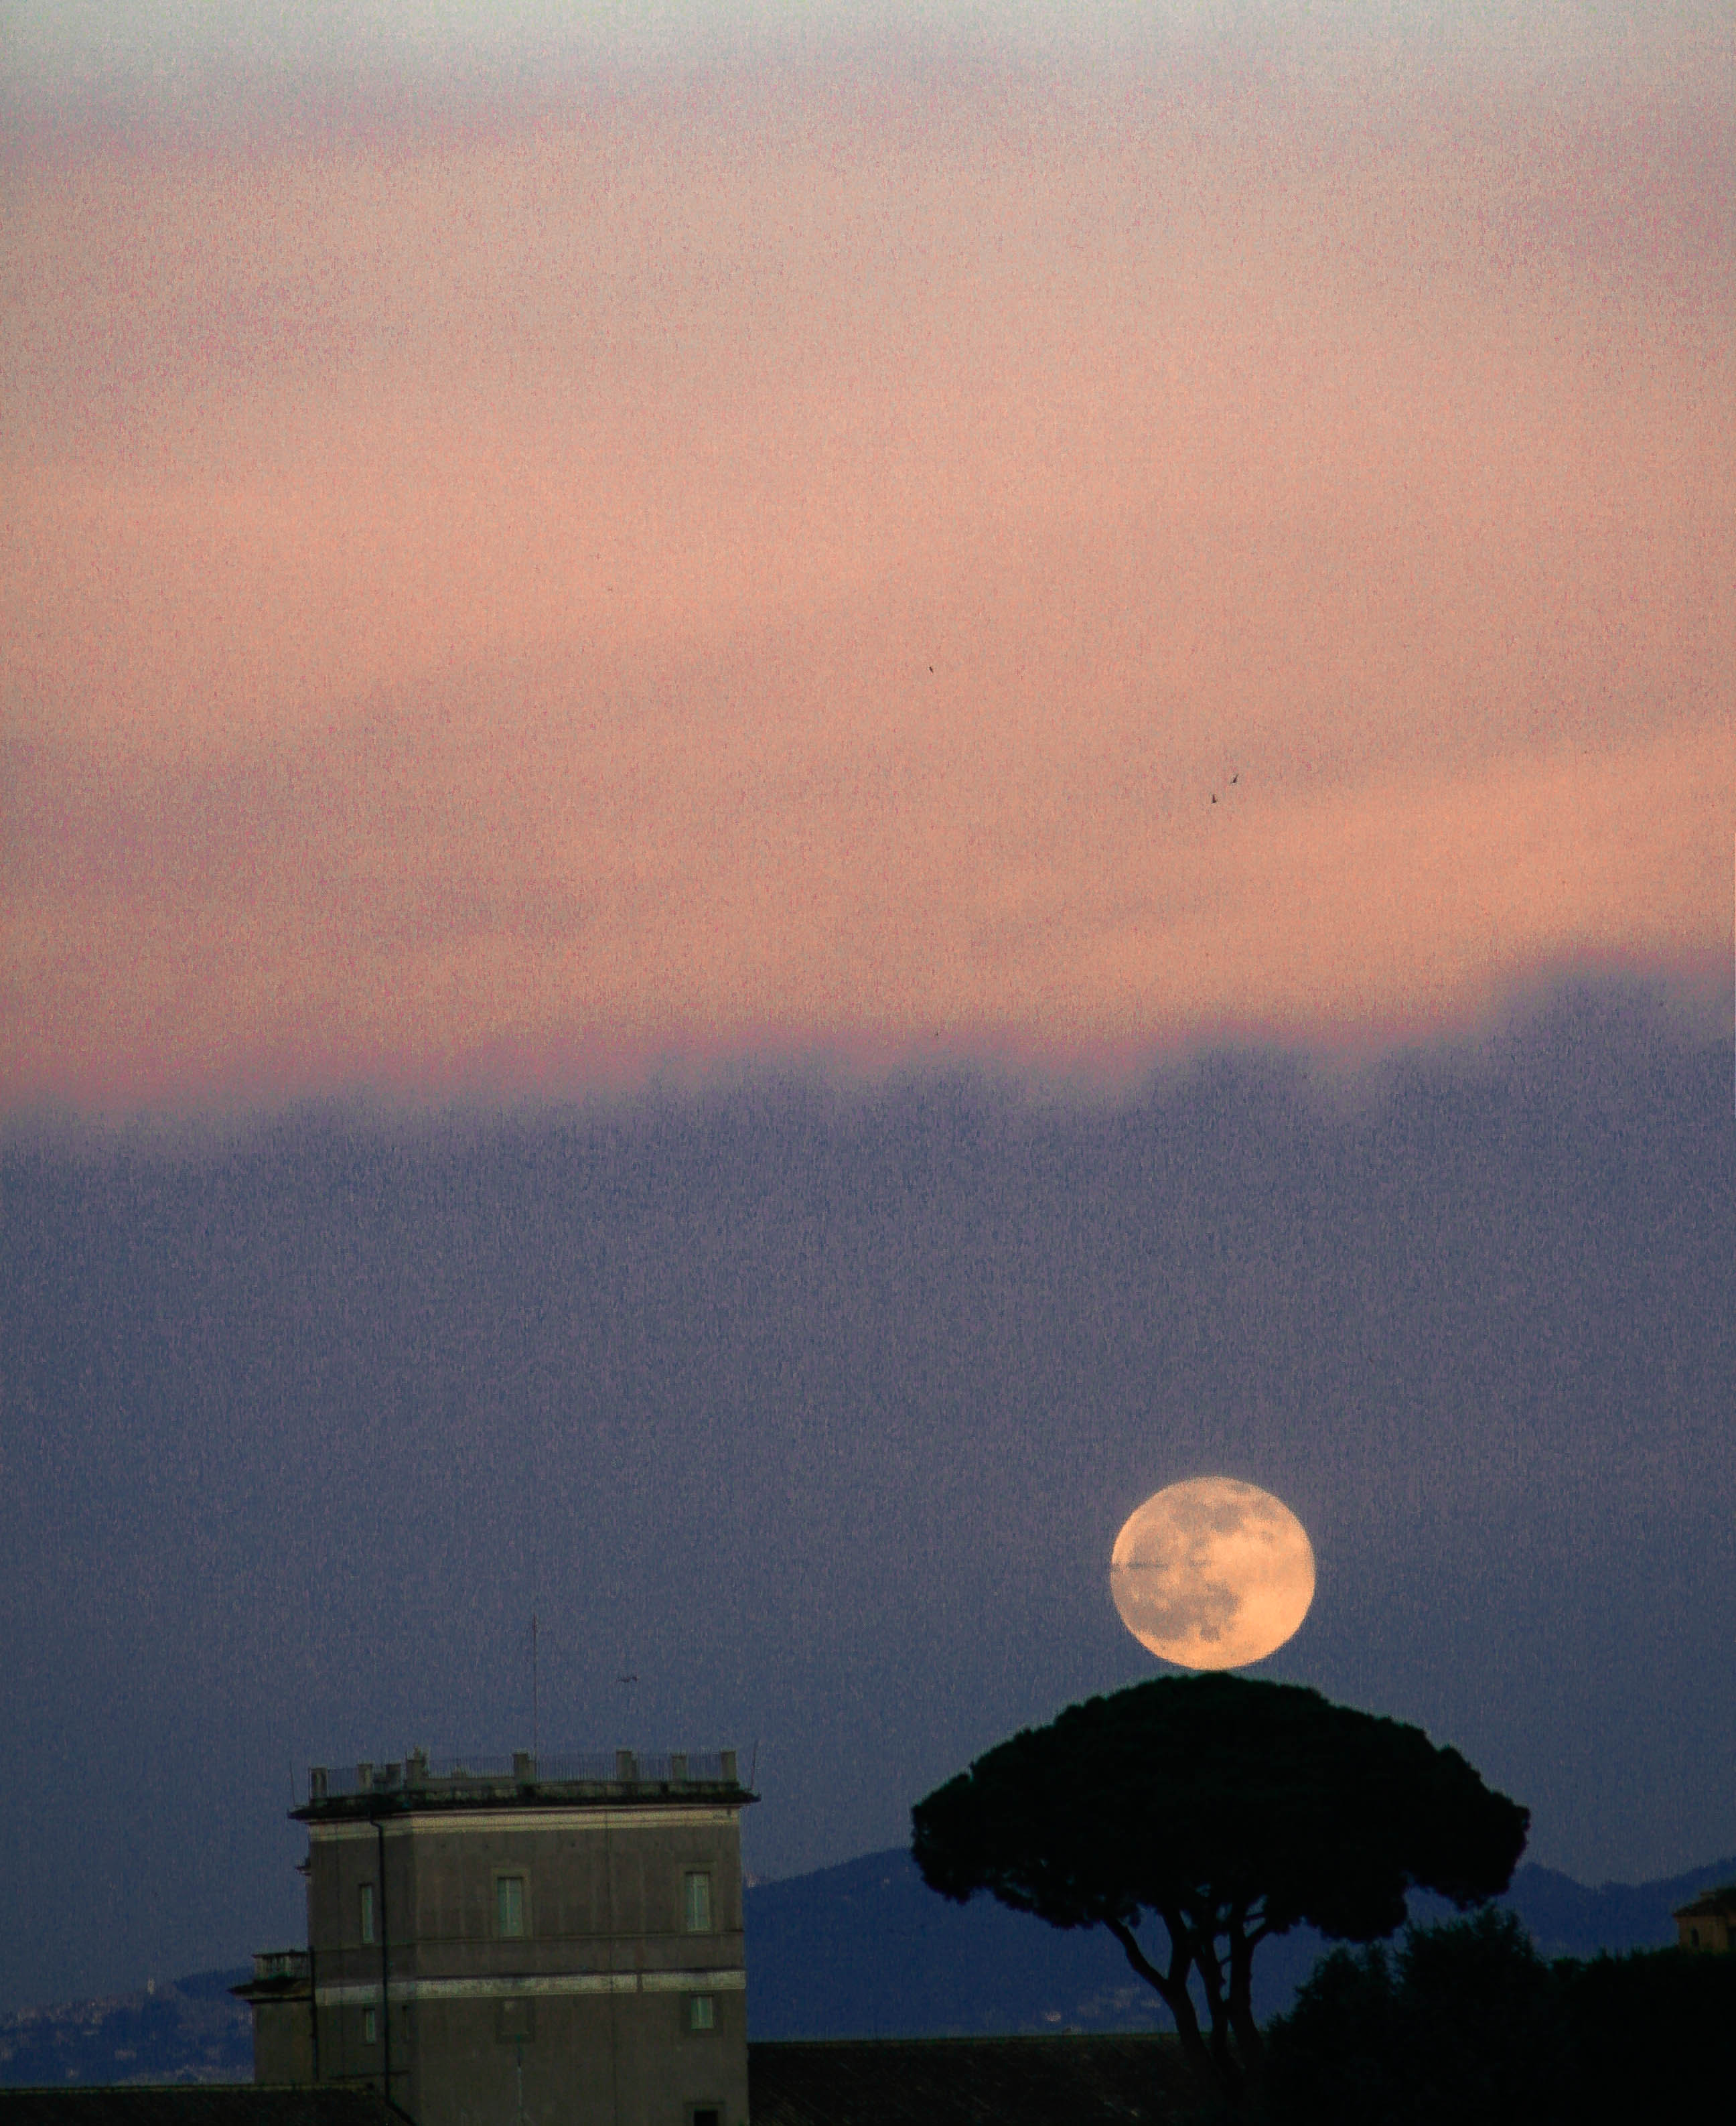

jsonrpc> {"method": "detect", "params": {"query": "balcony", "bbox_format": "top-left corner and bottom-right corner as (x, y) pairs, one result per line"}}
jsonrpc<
(253, 1950), (311, 1983)
(232, 1947), (313, 2002)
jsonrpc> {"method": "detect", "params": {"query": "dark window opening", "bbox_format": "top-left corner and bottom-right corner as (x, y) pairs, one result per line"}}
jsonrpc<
(496, 1999), (536, 2045)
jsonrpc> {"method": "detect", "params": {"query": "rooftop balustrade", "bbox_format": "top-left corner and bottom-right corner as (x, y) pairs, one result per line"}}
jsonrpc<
(299, 1748), (745, 1812)
(252, 1949), (311, 1983)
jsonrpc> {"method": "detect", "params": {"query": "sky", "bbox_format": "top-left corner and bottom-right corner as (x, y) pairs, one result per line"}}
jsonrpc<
(2, 0), (1733, 2015)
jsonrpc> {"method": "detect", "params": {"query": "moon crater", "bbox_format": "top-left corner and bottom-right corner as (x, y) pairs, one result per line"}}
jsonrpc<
(1110, 1476), (1315, 1669)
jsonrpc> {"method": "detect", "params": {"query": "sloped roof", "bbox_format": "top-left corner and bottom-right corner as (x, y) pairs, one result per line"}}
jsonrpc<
(1672, 1884), (1736, 1920)
(747, 2034), (1195, 2124)
(1, 2042), (1196, 2126)
(0, 2090), (394, 2126)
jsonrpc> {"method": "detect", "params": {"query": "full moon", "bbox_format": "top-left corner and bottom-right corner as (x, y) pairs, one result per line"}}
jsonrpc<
(1110, 1477), (1316, 1669)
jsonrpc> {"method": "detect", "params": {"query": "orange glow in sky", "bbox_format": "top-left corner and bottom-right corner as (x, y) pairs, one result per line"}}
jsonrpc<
(3, 25), (1731, 1112)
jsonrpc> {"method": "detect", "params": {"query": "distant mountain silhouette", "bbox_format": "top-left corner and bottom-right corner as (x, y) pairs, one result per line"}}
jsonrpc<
(7, 1853), (1730, 2080)
(1499, 1858), (1736, 1961)
(0, 1971), (252, 2087)
(741, 1849), (1736, 2039)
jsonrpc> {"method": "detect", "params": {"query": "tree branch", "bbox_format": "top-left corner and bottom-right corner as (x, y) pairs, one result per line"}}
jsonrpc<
(1104, 1915), (1210, 2079)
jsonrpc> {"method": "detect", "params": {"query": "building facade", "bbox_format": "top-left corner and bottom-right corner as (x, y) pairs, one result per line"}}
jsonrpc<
(1672, 1884), (1736, 1953)
(238, 1750), (754, 2126)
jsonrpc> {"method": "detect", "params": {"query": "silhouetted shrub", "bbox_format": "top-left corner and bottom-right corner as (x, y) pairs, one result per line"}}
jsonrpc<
(1264, 1908), (1559, 2124)
(1264, 1916), (1735, 2123)
(1556, 1946), (1735, 2111)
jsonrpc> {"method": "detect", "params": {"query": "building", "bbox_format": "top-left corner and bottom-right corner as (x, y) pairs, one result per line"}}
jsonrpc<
(0, 2042), (1192, 2126)
(1672, 1884), (1736, 1953)
(236, 1750), (754, 2126)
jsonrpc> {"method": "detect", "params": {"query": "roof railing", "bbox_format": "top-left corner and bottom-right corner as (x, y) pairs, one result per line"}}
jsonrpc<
(252, 1949), (311, 1982)
(302, 1749), (741, 1804)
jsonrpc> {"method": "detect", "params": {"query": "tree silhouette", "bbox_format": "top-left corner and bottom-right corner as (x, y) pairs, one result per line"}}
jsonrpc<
(1264, 1909), (1561, 2124)
(1264, 1914), (1736, 2120)
(911, 1675), (1528, 2107)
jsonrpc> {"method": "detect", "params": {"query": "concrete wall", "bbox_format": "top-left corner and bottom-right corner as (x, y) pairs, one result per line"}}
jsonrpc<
(291, 1803), (749, 2126)
(252, 1997), (316, 2086)
(1676, 1910), (1733, 1953)
(372, 1991), (747, 2126)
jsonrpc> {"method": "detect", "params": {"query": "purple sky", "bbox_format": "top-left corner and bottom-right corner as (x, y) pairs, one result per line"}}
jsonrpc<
(3, 982), (1732, 2010)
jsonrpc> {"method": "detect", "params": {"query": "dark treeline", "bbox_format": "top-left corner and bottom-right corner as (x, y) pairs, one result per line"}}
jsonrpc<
(1260, 1912), (1733, 2123)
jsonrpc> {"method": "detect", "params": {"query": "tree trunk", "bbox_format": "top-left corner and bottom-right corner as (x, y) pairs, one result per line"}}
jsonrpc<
(1226, 1914), (1267, 2066)
(1189, 1920), (1242, 2097)
(1104, 1914), (1216, 2090)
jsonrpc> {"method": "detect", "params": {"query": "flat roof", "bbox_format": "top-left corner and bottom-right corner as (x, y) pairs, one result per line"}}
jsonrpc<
(293, 1750), (754, 1822)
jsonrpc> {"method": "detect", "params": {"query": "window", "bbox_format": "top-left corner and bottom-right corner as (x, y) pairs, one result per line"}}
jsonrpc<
(495, 1999), (535, 2044)
(686, 1995), (715, 2032)
(359, 1884), (376, 1945)
(682, 1871), (713, 1934)
(497, 1874), (526, 1938)
(690, 2111), (722, 2126)
(363, 2009), (377, 2045)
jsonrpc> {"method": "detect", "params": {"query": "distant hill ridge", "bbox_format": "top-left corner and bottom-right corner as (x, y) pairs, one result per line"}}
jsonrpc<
(4, 1853), (1731, 2081)
(737, 1848), (1736, 2040)
(0, 1973), (253, 2089)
